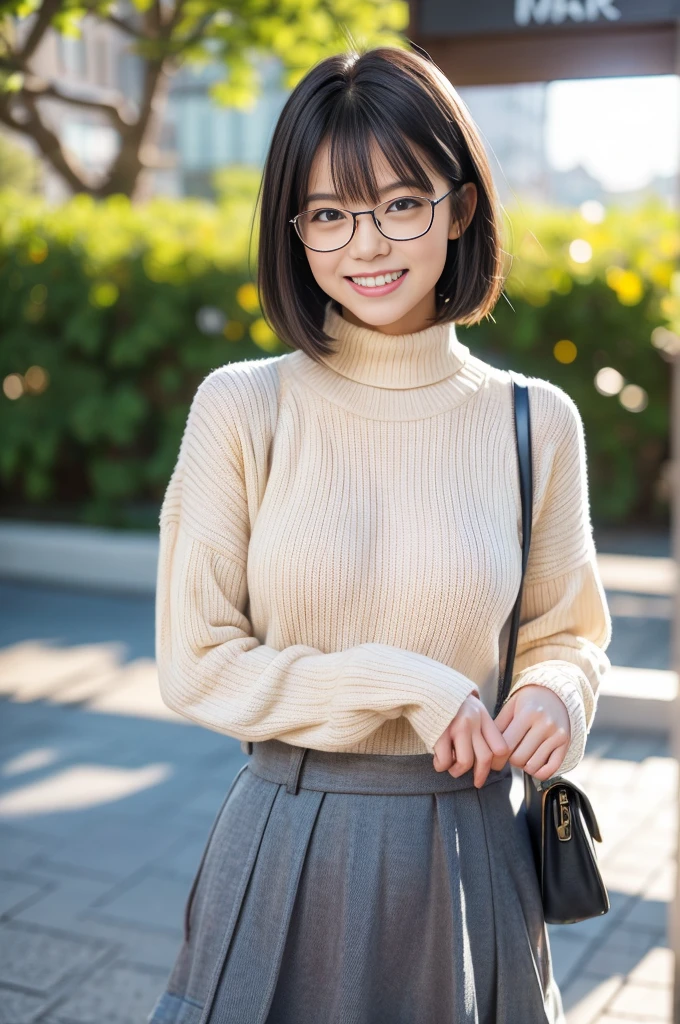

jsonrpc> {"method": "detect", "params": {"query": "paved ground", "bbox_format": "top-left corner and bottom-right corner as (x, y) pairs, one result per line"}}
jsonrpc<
(0, 527), (677, 1023)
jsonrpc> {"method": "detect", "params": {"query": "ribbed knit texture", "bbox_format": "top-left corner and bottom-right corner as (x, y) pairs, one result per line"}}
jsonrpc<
(155, 300), (612, 773)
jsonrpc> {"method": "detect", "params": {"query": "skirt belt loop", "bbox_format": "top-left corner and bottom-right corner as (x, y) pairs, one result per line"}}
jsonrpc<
(286, 745), (309, 794)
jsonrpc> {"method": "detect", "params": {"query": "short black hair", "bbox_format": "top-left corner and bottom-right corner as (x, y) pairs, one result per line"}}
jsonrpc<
(256, 44), (506, 361)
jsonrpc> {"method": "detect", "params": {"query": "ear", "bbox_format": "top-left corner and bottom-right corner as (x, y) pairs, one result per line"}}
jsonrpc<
(448, 182), (478, 241)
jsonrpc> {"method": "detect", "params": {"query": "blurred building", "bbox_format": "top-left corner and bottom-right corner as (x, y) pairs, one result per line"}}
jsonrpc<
(0, 14), (676, 209)
(455, 83), (549, 204)
(166, 59), (287, 199)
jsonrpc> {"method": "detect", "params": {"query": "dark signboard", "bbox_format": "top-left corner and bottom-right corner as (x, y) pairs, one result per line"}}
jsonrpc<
(418, 0), (680, 36)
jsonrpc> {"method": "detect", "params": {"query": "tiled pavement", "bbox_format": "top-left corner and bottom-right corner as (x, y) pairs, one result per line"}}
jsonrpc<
(0, 532), (677, 1024)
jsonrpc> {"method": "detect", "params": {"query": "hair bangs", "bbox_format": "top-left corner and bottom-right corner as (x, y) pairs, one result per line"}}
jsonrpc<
(323, 108), (437, 211)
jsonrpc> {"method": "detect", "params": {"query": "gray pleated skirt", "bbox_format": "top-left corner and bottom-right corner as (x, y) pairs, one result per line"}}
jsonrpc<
(147, 739), (565, 1024)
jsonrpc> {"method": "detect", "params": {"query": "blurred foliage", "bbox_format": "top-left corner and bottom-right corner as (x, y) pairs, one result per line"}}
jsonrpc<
(0, 1), (410, 197)
(0, 179), (677, 529)
(0, 167), (266, 526)
(463, 197), (678, 525)
(0, 130), (41, 192)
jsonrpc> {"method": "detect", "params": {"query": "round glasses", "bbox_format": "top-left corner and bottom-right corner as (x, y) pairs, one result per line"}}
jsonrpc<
(289, 186), (458, 253)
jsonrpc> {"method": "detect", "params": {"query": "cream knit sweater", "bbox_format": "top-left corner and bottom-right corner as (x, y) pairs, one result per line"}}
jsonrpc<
(155, 300), (612, 774)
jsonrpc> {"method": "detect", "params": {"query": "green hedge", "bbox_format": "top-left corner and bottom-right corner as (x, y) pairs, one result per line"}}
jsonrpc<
(0, 180), (677, 529)
(463, 198), (678, 525)
(0, 174), (273, 527)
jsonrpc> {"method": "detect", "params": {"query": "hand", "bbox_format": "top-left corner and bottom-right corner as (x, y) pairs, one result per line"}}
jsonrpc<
(432, 691), (512, 789)
(494, 684), (571, 780)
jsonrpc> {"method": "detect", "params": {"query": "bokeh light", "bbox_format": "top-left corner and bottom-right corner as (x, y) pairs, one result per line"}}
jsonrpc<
(606, 266), (644, 305)
(619, 384), (648, 413)
(595, 367), (625, 396)
(580, 200), (606, 224)
(196, 306), (226, 335)
(236, 282), (260, 313)
(90, 282), (119, 308)
(24, 365), (49, 394)
(554, 339), (577, 364)
(249, 317), (277, 351)
(223, 320), (245, 341)
(569, 239), (592, 263)
(651, 326), (680, 357)
(3, 373), (24, 399)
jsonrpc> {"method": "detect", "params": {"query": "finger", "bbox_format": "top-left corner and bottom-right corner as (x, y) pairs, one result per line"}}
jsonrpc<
(480, 712), (511, 758)
(433, 733), (455, 773)
(530, 738), (568, 781)
(480, 717), (511, 772)
(471, 730), (494, 789)
(523, 732), (561, 775)
(449, 727), (474, 777)
(501, 715), (533, 758)
(493, 700), (514, 733)
(509, 721), (553, 768)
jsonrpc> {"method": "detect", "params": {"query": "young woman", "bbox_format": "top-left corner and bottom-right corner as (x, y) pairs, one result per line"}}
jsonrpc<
(148, 45), (612, 1024)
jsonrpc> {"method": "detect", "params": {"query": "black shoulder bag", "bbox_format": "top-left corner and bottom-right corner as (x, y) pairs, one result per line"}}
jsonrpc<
(495, 372), (610, 926)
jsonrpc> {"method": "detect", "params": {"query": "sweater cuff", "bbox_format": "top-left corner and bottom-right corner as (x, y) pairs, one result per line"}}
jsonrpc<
(508, 663), (588, 774)
(404, 667), (480, 753)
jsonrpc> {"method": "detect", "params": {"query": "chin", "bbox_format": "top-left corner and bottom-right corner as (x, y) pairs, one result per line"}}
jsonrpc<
(340, 299), (415, 328)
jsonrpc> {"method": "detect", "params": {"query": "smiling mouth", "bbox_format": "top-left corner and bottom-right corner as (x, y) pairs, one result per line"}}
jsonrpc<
(345, 269), (407, 287)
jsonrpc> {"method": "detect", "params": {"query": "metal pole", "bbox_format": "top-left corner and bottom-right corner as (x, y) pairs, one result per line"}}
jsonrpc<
(672, 356), (680, 1022)
(670, 20), (680, 1021)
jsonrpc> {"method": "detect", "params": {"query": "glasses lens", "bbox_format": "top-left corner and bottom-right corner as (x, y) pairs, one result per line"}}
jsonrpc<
(295, 196), (433, 251)
(295, 208), (354, 251)
(374, 196), (432, 240)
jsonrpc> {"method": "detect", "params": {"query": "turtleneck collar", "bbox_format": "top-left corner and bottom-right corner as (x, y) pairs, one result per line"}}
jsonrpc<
(316, 301), (470, 390)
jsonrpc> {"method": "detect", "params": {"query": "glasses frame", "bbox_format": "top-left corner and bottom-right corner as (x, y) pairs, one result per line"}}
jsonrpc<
(289, 185), (459, 253)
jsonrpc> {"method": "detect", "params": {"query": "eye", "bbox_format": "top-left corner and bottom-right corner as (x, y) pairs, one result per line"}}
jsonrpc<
(386, 197), (420, 213)
(310, 208), (345, 223)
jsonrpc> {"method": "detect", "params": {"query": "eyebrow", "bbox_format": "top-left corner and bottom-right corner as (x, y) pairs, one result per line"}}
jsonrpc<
(304, 180), (421, 205)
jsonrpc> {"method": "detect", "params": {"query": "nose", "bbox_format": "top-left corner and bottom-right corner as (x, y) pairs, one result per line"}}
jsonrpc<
(347, 211), (389, 258)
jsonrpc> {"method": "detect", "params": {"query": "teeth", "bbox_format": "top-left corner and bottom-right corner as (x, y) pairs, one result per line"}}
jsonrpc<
(350, 270), (405, 287)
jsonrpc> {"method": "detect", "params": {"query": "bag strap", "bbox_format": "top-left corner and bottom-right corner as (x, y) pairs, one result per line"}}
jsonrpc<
(493, 372), (533, 718)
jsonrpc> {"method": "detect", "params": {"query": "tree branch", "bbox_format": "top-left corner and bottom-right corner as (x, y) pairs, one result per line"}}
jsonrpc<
(2, 0), (207, 197)
(0, 100), (22, 133)
(22, 75), (135, 133)
(0, 27), (14, 52)
(18, 0), (63, 63)
(162, 0), (188, 38)
(96, 50), (168, 195)
(176, 9), (215, 51)
(103, 12), (147, 40)
(0, 92), (90, 193)
(0, 54), (21, 73)
(72, 2), (147, 39)
(136, 59), (165, 142)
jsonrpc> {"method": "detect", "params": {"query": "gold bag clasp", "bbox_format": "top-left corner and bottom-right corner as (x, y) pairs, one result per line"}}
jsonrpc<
(556, 788), (572, 841)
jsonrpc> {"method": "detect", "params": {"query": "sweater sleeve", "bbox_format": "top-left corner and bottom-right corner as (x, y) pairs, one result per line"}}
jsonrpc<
(155, 369), (480, 753)
(503, 382), (612, 774)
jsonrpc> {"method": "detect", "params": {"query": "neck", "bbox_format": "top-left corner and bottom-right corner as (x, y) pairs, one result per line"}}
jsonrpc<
(318, 301), (470, 390)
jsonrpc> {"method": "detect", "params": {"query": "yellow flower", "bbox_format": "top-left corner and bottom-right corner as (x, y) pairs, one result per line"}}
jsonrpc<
(236, 282), (260, 314)
(606, 266), (643, 306)
(90, 282), (119, 307)
(249, 318), (278, 351)
(28, 238), (48, 263)
(224, 320), (245, 341)
(554, 339), (577, 364)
